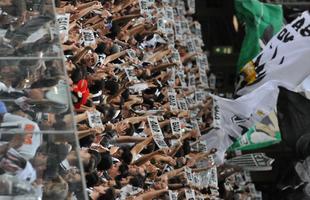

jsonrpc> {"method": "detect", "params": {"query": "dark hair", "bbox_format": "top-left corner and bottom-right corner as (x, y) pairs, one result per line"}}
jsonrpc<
(125, 123), (135, 136)
(129, 174), (145, 188)
(68, 181), (84, 200)
(84, 156), (96, 173)
(118, 164), (129, 178)
(96, 104), (107, 114)
(119, 146), (133, 164)
(84, 150), (101, 173)
(183, 139), (191, 155)
(99, 0), (108, 5)
(121, 89), (130, 101)
(95, 104), (116, 123)
(104, 80), (119, 95)
(97, 152), (113, 171)
(79, 134), (95, 148)
(145, 34), (154, 41)
(86, 172), (100, 188)
(110, 44), (120, 54)
(155, 93), (165, 103)
(140, 142), (155, 154)
(134, 34), (144, 43)
(97, 187), (115, 200)
(107, 22), (121, 39)
(85, 99), (93, 107)
(175, 147), (184, 158)
(89, 149), (101, 164)
(44, 156), (59, 180)
(89, 79), (105, 94)
(104, 107), (117, 123)
(95, 42), (107, 55)
(70, 67), (86, 84)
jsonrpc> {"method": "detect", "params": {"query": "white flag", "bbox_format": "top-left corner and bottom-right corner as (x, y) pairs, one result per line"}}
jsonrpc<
(201, 128), (233, 164)
(236, 11), (310, 95)
(213, 81), (285, 140)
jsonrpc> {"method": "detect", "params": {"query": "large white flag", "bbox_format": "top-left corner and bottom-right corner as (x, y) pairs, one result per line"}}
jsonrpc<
(201, 128), (233, 164)
(213, 81), (287, 139)
(236, 11), (310, 95)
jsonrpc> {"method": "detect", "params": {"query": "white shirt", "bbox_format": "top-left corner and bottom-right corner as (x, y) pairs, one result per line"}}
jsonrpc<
(1, 113), (42, 160)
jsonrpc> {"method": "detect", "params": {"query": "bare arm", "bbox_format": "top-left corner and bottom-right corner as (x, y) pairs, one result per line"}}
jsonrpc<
(75, 112), (88, 123)
(132, 149), (164, 166)
(115, 136), (146, 143)
(103, 50), (128, 65)
(130, 136), (153, 156)
(134, 189), (168, 200)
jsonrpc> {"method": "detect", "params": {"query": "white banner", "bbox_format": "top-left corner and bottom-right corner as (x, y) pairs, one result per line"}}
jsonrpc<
(87, 110), (103, 128)
(56, 13), (70, 42)
(177, 70), (187, 88)
(185, 188), (196, 200)
(168, 91), (179, 111)
(82, 29), (96, 47)
(167, 67), (176, 86)
(169, 190), (178, 200)
(236, 11), (310, 95)
(125, 67), (139, 82)
(170, 117), (181, 135)
(139, 0), (155, 15)
(177, 98), (188, 111)
(147, 116), (169, 149)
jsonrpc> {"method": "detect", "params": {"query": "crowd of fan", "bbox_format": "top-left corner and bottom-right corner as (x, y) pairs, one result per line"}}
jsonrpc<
(0, 0), (260, 199)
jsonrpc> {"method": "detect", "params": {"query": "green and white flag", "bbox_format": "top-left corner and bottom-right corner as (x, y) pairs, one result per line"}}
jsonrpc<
(235, 0), (283, 72)
(228, 112), (281, 151)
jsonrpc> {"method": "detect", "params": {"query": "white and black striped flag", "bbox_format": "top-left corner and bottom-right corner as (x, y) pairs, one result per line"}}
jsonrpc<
(236, 11), (310, 96)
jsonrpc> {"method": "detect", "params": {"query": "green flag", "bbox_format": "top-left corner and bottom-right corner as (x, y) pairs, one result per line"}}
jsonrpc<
(235, 0), (283, 72)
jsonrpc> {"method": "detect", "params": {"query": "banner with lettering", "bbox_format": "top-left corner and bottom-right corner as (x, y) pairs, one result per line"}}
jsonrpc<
(236, 11), (310, 96)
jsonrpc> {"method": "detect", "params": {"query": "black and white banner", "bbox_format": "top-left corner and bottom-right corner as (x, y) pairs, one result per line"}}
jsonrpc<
(168, 91), (179, 111)
(147, 116), (169, 149)
(82, 29), (96, 47)
(169, 190), (178, 200)
(170, 117), (181, 135)
(56, 13), (70, 42)
(185, 188), (196, 200)
(125, 67), (139, 82)
(236, 11), (310, 95)
(177, 98), (188, 111)
(87, 110), (103, 128)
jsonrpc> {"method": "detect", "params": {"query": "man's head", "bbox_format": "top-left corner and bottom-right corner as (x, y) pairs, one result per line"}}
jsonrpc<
(82, 51), (99, 67)
(129, 174), (145, 188)
(97, 151), (112, 171)
(128, 165), (146, 177)
(108, 161), (128, 179)
(114, 146), (133, 165)
(86, 172), (100, 188)
(63, 168), (82, 184)
(32, 151), (48, 172)
(91, 186), (115, 200)
(104, 80), (119, 95)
